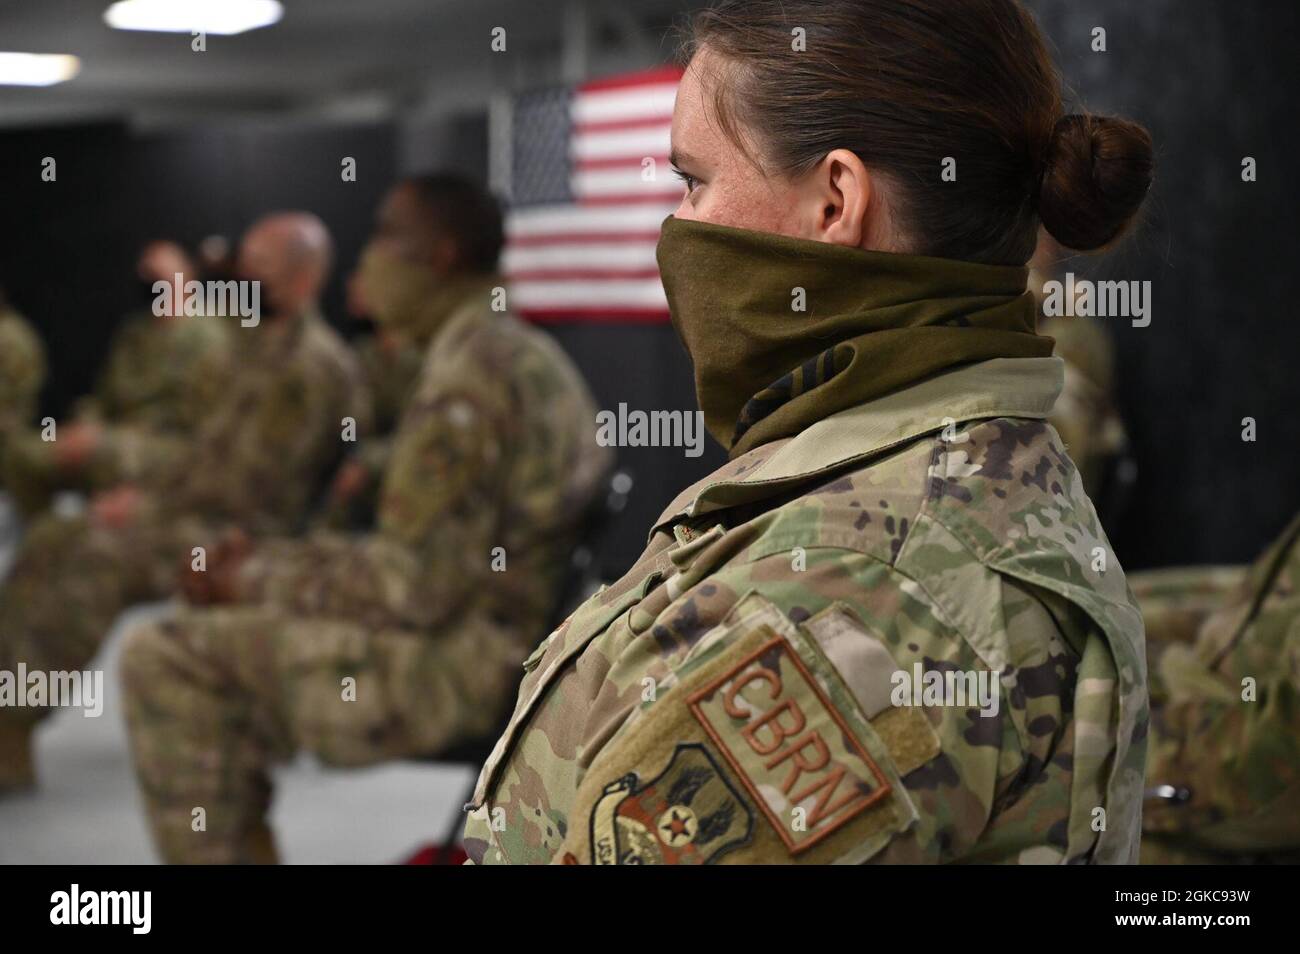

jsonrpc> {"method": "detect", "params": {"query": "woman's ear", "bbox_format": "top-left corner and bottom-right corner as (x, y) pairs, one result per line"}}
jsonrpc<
(802, 148), (890, 250)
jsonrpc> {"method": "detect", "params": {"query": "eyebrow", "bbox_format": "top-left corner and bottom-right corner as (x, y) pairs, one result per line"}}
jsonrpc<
(669, 148), (701, 170)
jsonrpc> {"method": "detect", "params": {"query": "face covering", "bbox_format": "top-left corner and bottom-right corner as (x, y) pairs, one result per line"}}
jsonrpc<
(254, 283), (290, 323)
(655, 216), (1053, 457)
(357, 246), (497, 343)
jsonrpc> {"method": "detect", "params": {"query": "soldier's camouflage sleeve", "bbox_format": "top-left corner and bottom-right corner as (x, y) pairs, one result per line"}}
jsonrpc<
(478, 546), (1125, 866)
(1129, 564), (1247, 700)
(236, 304), (599, 634)
(464, 380), (1146, 865)
(0, 310), (46, 462)
(237, 381), (509, 630)
(1142, 512), (1300, 860)
(92, 317), (235, 485)
(2, 315), (233, 507)
(156, 315), (372, 534)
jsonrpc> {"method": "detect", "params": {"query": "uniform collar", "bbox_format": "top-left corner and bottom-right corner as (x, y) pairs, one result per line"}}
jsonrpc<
(651, 356), (1064, 536)
(428, 278), (502, 347)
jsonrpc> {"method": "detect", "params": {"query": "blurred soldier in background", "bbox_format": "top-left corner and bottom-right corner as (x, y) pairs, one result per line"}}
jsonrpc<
(3, 241), (231, 516)
(1040, 313), (1129, 499)
(0, 288), (46, 486)
(1030, 236), (1299, 864)
(347, 269), (423, 441)
(1029, 235), (1131, 507)
(120, 174), (611, 864)
(0, 211), (370, 792)
(315, 269), (423, 530)
(1134, 512), (1300, 864)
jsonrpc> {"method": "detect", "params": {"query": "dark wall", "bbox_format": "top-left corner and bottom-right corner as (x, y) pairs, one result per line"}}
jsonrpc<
(0, 120), (397, 417)
(548, 323), (727, 574)
(0, 122), (131, 419)
(1029, 0), (1300, 567)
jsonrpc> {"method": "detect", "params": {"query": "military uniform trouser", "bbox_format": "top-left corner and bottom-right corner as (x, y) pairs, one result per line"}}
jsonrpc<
(120, 603), (530, 864)
(0, 509), (211, 726)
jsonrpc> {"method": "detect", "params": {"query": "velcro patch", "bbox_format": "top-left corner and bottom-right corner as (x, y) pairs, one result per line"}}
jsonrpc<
(687, 628), (892, 853)
(557, 595), (931, 864)
(585, 743), (753, 865)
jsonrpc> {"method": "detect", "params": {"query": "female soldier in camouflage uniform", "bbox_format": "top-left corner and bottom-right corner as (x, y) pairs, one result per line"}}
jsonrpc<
(464, 0), (1154, 865)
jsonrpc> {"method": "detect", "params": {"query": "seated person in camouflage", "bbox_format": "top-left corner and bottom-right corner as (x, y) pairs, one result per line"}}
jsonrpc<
(0, 212), (370, 791)
(1028, 237), (1131, 504)
(120, 175), (611, 864)
(1133, 512), (1300, 863)
(3, 242), (231, 516)
(0, 290), (46, 486)
(313, 270), (424, 531)
(464, 0), (1151, 866)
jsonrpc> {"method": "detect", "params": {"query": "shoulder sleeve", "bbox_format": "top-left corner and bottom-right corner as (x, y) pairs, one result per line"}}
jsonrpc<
(550, 528), (1111, 865)
(555, 575), (955, 865)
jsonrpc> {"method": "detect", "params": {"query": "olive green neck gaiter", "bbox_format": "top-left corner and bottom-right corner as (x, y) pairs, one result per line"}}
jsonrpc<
(357, 247), (499, 344)
(655, 216), (1052, 458)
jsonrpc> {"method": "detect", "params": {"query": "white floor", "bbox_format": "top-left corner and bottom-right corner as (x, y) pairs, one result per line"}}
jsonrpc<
(0, 503), (476, 864)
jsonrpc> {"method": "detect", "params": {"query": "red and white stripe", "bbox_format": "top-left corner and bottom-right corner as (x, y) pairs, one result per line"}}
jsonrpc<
(505, 65), (683, 323)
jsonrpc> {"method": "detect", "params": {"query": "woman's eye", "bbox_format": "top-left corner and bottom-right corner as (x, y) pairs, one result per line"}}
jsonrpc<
(673, 169), (698, 193)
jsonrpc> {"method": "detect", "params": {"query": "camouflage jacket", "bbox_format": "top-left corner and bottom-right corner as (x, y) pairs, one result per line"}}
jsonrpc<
(80, 311), (233, 482)
(355, 329), (423, 439)
(0, 308), (45, 443)
(147, 310), (370, 535)
(464, 356), (1148, 865)
(1136, 512), (1300, 862)
(237, 294), (611, 636)
(313, 329), (424, 530)
(6, 312), (232, 500)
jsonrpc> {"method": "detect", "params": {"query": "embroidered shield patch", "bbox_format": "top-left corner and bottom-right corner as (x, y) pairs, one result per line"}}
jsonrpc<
(687, 630), (892, 853)
(587, 743), (753, 864)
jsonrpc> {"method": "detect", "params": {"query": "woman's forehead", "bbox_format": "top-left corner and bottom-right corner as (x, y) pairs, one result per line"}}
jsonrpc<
(671, 53), (730, 161)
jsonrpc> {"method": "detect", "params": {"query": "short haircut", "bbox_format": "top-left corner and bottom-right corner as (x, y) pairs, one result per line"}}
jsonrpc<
(404, 173), (504, 273)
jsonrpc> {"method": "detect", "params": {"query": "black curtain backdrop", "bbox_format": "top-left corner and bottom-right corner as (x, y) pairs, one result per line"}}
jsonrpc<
(1029, 0), (1300, 567)
(547, 323), (727, 573)
(0, 121), (397, 418)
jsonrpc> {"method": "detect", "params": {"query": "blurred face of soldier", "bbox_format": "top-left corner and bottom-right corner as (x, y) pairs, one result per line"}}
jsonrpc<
(365, 183), (458, 272)
(356, 183), (460, 329)
(137, 241), (193, 312)
(237, 220), (322, 322)
(668, 47), (899, 252)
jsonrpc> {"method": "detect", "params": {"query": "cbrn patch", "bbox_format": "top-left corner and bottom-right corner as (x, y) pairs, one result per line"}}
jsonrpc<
(688, 629), (892, 853)
(556, 595), (931, 864)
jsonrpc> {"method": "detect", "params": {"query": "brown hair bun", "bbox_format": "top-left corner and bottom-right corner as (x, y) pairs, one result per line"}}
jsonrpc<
(1038, 113), (1155, 252)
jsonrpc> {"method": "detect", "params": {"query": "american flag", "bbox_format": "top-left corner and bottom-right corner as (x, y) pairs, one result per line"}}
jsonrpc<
(501, 65), (683, 323)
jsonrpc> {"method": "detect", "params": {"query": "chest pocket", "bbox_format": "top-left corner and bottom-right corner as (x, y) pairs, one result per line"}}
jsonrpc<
(467, 560), (671, 809)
